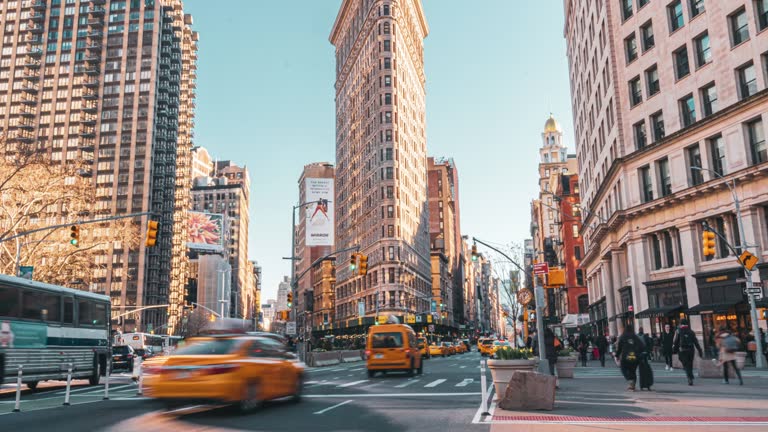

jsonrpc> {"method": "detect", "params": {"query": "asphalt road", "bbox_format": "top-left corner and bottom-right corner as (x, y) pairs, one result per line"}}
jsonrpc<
(1, 351), (491, 432)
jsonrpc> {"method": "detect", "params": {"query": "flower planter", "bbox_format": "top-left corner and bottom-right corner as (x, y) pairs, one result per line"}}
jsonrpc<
(487, 359), (537, 400)
(556, 356), (578, 378)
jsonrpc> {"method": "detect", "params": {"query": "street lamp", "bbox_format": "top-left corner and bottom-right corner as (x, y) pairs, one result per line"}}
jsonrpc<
(691, 166), (765, 368)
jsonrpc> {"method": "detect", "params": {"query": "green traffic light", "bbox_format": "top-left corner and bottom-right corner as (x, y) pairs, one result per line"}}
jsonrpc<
(70, 239), (78, 246)
(471, 255), (477, 262)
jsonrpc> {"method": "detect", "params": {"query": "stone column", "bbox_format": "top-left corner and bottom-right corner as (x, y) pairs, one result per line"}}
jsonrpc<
(626, 238), (649, 331)
(601, 259), (617, 337)
(678, 223), (703, 336)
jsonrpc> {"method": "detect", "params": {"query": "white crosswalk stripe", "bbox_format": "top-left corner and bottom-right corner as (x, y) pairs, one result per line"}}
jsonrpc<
(455, 379), (473, 387)
(424, 379), (446, 388)
(394, 379), (420, 388)
(337, 380), (368, 388)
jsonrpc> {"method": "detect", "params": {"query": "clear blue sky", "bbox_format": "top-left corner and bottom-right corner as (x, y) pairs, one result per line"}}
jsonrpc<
(183, 0), (574, 303)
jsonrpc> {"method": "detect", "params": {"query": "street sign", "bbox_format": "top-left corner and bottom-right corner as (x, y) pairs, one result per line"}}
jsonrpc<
(736, 278), (748, 283)
(428, 325), (435, 332)
(752, 281), (764, 287)
(18, 266), (33, 280)
(415, 315), (423, 323)
(286, 321), (296, 335)
(533, 263), (549, 275)
(745, 288), (763, 295)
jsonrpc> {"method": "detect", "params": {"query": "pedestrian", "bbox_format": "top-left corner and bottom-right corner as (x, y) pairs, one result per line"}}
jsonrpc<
(715, 326), (743, 386)
(614, 324), (642, 391)
(638, 327), (653, 357)
(595, 332), (608, 367)
(652, 333), (661, 361)
(637, 327), (654, 390)
(577, 332), (589, 367)
(544, 329), (559, 380)
(672, 319), (703, 386)
(746, 331), (757, 366)
(661, 324), (675, 370)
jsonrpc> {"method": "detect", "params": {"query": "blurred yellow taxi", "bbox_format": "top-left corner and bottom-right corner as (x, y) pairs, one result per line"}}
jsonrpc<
(454, 341), (466, 354)
(418, 337), (431, 359)
(441, 341), (456, 356)
(142, 335), (304, 412)
(478, 338), (495, 356)
(428, 343), (445, 357)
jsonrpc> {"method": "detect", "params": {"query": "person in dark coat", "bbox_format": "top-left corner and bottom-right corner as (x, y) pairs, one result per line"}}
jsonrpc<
(544, 328), (559, 377)
(661, 324), (675, 370)
(614, 324), (643, 391)
(673, 319), (703, 386)
(595, 332), (608, 367)
(577, 331), (589, 367)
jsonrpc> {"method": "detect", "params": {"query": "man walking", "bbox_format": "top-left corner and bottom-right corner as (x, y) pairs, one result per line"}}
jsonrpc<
(595, 332), (608, 367)
(661, 324), (675, 370)
(614, 324), (642, 391)
(673, 319), (703, 386)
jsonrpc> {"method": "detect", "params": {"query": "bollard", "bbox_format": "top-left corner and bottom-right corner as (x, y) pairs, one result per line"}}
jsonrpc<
(12, 365), (22, 413)
(103, 358), (110, 400)
(479, 359), (490, 415)
(63, 363), (73, 406)
(135, 357), (143, 396)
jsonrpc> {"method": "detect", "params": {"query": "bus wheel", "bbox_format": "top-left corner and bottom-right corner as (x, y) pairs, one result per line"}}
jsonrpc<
(27, 381), (39, 391)
(89, 356), (101, 385)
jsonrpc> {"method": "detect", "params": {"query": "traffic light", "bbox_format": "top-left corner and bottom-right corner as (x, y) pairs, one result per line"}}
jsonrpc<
(702, 230), (716, 257)
(146, 220), (159, 247)
(69, 225), (79, 247)
(359, 254), (368, 276)
(287, 292), (293, 308)
(350, 252), (358, 273)
(471, 244), (478, 261)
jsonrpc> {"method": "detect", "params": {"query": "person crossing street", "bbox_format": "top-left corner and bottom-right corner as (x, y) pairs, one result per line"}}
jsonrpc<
(614, 324), (643, 391)
(673, 319), (703, 386)
(661, 324), (675, 370)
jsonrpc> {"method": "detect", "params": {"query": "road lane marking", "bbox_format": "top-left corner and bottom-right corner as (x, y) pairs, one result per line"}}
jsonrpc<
(313, 399), (353, 414)
(456, 379), (473, 387)
(305, 392), (481, 398)
(394, 379), (420, 388)
(350, 368), (365, 371)
(337, 380), (368, 388)
(424, 379), (446, 388)
(460, 365), (467, 369)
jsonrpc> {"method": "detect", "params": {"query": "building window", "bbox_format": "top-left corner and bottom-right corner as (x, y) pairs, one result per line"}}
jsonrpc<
(709, 135), (726, 176)
(651, 111), (665, 142)
(640, 165), (654, 202)
(641, 20), (655, 51)
(679, 94), (696, 127)
(622, 0), (633, 20)
(689, 0), (705, 17)
(383, 40), (391, 51)
(625, 33), (638, 63)
(747, 118), (767, 165)
(669, 0), (684, 32)
(629, 76), (642, 106)
(737, 62), (757, 99)
(694, 32), (711, 67)
(730, 8), (749, 46)
(639, 0), (650, 8)
(700, 82), (718, 117)
(651, 235), (663, 270)
(572, 224), (580, 238)
(388, 247), (395, 260)
(657, 157), (672, 197)
(674, 45), (690, 79)
(576, 269), (584, 286)
(662, 231), (675, 268)
(383, 58), (391, 69)
(687, 144), (704, 186)
(634, 120), (647, 150)
(758, 0), (768, 31)
(574, 246), (582, 260)
(646, 65), (660, 96)
(383, 4), (390, 15)
(384, 75), (391, 86)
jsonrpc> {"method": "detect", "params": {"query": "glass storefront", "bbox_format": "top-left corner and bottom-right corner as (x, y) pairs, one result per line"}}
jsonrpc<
(636, 278), (688, 337)
(691, 268), (752, 357)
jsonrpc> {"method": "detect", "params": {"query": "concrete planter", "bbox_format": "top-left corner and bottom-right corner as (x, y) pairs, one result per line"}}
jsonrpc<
(556, 356), (578, 378)
(487, 359), (537, 400)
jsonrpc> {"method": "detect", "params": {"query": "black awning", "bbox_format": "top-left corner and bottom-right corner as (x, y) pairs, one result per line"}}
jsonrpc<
(686, 302), (738, 315)
(756, 298), (768, 308)
(634, 305), (685, 319)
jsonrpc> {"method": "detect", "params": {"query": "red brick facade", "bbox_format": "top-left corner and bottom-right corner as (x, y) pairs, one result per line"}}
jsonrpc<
(556, 174), (588, 315)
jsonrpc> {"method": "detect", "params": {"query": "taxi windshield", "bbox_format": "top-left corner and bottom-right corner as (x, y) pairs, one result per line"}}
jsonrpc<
(371, 333), (403, 348)
(481, 340), (494, 346)
(174, 338), (243, 355)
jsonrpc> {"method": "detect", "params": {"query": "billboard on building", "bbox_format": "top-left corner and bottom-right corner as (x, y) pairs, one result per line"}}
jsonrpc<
(187, 211), (224, 251)
(305, 178), (334, 246)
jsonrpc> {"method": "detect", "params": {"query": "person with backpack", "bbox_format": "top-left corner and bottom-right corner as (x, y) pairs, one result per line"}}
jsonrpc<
(672, 319), (703, 386)
(613, 324), (643, 391)
(661, 324), (675, 370)
(716, 326), (743, 385)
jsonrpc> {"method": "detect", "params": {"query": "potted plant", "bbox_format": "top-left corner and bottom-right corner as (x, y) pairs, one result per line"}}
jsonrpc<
(487, 347), (537, 400)
(556, 347), (577, 378)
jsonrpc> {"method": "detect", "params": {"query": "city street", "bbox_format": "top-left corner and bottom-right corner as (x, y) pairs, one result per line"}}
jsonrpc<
(3, 353), (768, 431)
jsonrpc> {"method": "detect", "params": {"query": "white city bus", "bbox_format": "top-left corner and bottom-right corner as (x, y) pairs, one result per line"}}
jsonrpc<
(0, 274), (110, 390)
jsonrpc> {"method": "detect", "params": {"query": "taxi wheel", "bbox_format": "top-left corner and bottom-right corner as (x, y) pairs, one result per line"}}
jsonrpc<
(291, 376), (303, 403)
(238, 381), (262, 413)
(406, 360), (415, 377)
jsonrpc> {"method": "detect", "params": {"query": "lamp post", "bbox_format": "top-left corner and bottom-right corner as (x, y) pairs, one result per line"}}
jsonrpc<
(691, 166), (765, 368)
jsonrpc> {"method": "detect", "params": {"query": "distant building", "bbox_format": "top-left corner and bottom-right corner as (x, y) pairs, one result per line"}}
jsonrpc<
(191, 146), (214, 183)
(277, 276), (291, 312)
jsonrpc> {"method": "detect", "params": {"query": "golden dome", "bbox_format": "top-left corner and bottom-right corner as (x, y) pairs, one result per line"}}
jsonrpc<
(544, 114), (561, 133)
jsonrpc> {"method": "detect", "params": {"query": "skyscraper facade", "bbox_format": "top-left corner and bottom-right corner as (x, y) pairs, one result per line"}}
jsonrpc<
(330, 0), (431, 322)
(0, 0), (197, 334)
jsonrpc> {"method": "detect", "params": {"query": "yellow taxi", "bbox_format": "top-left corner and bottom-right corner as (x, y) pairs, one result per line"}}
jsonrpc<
(440, 341), (456, 356)
(366, 324), (423, 377)
(418, 337), (431, 359)
(478, 338), (495, 356)
(428, 343), (446, 357)
(142, 335), (304, 412)
(453, 341), (466, 354)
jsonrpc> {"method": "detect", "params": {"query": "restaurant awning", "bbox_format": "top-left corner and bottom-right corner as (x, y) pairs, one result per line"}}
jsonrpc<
(634, 305), (686, 319)
(686, 302), (738, 315)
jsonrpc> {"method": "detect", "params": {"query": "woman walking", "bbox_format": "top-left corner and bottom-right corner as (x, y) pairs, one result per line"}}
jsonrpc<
(614, 324), (643, 391)
(716, 326), (743, 385)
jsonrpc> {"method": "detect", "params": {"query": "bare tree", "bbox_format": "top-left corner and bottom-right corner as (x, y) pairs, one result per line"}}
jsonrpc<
(182, 309), (212, 338)
(491, 242), (528, 345)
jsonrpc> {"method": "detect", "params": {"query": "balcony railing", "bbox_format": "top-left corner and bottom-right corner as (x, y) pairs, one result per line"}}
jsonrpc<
(32, 1), (46, 10)
(89, 6), (105, 15)
(82, 101), (98, 112)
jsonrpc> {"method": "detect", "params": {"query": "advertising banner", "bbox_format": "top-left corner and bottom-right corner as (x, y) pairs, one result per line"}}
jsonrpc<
(305, 178), (334, 246)
(187, 211), (225, 251)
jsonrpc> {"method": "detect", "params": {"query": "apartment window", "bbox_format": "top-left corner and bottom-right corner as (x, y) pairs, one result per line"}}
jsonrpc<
(622, 0), (633, 20)
(383, 58), (391, 69)
(640, 166), (654, 202)
(384, 75), (391, 86)
(758, 0), (768, 31)
(662, 231), (675, 268)
(737, 62), (757, 99)
(701, 82), (717, 116)
(625, 33), (638, 63)
(669, 0), (684, 32)
(634, 120), (648, 150)
(574, 246), (582, 260)
(651, 111), (665, 142)
(679, 94), (696, 127)
(645, 65), (660, 96)
(572, 224), (580, 238)
(689, 0), (705, 17)
(629, 76), (642, 106)
(639, 0), (650, 7)
(576, 269), (584, 286)
(657, 157), (672, 197)
(641, 21), (655, 51)
(694, 32), (711, 67)
(687, 144), (704, 186)
(674, 45), (690, 79)
(709, 135), (726, 176)
(747, 118), (767, 164)
(730, 8), (749, 46)
(383, 40), (391, 51)
(651, 235), (663, 270)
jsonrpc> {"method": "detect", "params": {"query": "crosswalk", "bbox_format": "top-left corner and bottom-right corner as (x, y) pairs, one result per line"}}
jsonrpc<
(306, 377), (475, 390)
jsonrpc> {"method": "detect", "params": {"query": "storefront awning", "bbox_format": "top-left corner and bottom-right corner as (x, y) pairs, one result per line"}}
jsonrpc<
(561, 313), (590, 328)
(634, 305), (685, 319)
(686, 302), (738, 315)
